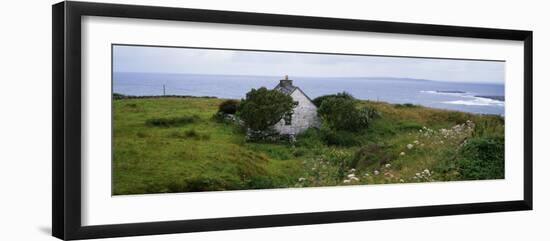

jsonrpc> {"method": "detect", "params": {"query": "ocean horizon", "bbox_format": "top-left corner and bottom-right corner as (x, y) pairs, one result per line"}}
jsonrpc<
(113, 72), (505, 115)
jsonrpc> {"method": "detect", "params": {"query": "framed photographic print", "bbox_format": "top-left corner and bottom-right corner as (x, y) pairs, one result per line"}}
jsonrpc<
(52, 1), (533, 240)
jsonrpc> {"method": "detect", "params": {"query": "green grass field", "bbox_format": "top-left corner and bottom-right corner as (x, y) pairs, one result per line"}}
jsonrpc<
(113, 97), (504, 195)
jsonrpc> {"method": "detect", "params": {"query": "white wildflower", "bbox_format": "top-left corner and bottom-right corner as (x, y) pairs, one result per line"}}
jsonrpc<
(350, 177), (360, 181)
(400, 152), (406, 156)
(413, 140), (419, 144)
(399, 179), (405, 183)
(385, 163), (391, 168)
(343, 179), (351, 184)
(364, 173), (370, 177)
(416, 173), (421, 177)
(347, 173), (356, 178)
(374, 170), (380, 175)
(407, 144), (414, 149)
(298, 177), (306, 182)
(349, 168), (356, 173)
(423, 169), (431, 176)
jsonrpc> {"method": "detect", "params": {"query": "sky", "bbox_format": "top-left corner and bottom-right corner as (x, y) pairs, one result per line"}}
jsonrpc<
(113, 45), (505, 84)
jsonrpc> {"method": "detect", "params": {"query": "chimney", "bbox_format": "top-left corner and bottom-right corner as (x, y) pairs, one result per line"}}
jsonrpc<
(280, 75), (293, 86)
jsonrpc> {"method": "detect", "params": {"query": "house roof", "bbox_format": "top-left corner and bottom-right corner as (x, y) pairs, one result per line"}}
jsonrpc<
(274, 82), (297, 95)
(273, 81), (315, 103)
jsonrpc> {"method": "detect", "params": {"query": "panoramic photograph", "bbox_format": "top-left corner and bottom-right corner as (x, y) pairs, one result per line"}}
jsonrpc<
(112, 44), (505, 195)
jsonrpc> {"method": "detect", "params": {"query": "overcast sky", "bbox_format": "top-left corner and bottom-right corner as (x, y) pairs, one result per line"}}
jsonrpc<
(113, 45), (505, 84)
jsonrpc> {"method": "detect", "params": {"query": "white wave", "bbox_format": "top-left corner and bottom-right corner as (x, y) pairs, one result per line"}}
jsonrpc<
(420, 90), (468, 97)
(444, 97), (504, 106)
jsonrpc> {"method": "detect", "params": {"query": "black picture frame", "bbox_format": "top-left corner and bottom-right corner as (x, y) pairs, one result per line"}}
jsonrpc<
(52, 1), (533, 240)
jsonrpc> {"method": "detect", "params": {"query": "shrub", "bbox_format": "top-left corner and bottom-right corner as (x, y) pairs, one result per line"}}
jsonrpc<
(358, 106), (379, 126)
(322, 149), (355, 178)
(395, 103), (418, 108)
(218, 99), (240, 115)
(113, 93), (126, 99)
(292, 148), (307, 157)
(351, 144), (395, 169)
(472, 116), (504, 138)
(321, 130), (362, 147)
(295, 128), (325, 148)
(456, 137), (504, 180)
(318, 97), (371, 131)
(312, 92), (355, 107)
(145, 115), (200, 127)
(238, 87), (296, 131)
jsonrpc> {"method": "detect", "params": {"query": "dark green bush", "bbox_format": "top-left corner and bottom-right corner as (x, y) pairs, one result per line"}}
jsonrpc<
(394, 103), (418, 108)
(312, 91), (355, 107)
(145, 115), (200, 127)
(218, 99), (240, 114)
(238, 87), (296, 131)
(318, 97), (371, 131)
(113, 93), (126, 99)
(456, 137), (504, 180)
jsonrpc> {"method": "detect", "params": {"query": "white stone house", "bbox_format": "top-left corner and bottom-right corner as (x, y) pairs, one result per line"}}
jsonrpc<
(272, 76), (320, 135)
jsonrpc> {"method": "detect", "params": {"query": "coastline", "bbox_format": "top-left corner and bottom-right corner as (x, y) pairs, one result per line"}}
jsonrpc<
(113, 93), (503, 116)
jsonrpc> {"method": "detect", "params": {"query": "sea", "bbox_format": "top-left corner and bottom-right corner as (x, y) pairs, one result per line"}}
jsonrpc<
(113, 72), (505, 115)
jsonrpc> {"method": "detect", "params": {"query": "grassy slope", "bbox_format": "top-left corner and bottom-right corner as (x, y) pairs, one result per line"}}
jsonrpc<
(113, 97), (504, 195)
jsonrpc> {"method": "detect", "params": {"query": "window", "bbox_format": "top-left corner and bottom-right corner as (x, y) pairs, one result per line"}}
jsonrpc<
(284, 113), (292, 125)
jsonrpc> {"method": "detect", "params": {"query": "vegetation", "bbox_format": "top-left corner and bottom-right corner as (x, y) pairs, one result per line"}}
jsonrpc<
(113, 96), (505, 195)
(394, 103), (419, 108)
(145, 115), (200, 127)
(317, 93), (376, 131)
(312, 91), (354, 107)
(237, 87), (296, 131)
(217, 99), (240, 115)
(456, 137), (504, 180)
